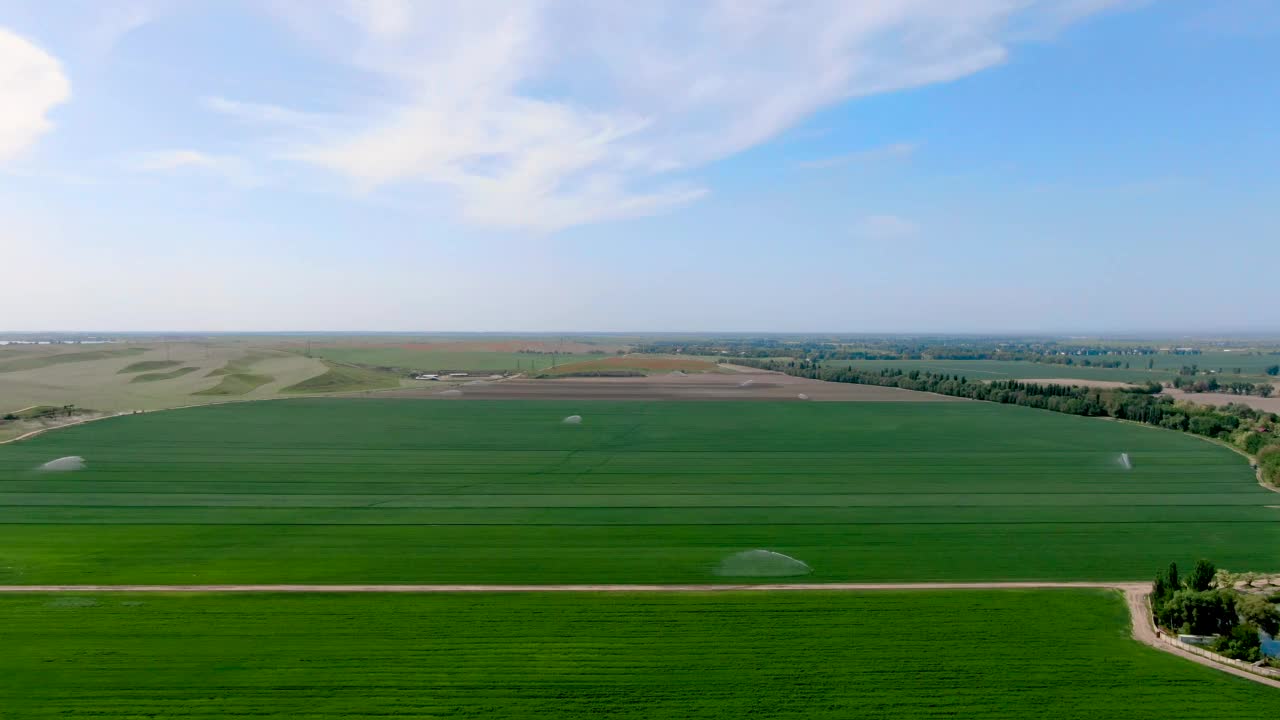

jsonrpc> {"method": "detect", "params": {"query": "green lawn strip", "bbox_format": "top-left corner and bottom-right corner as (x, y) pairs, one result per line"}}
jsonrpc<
(0, 399), (1274, 584)
(117, 360), (181, 374)
(0, 347), (149, 374)
(129, 367), (199, 383)
(280, 361), (401, 393)
(0, 590), (1273, 719)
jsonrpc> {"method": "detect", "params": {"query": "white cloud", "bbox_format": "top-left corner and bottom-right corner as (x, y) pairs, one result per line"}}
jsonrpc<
(798, 142), (919, 170)
(220, 1), (1129, 231)
(202, 96), (334, 129)
(130, 150), (263, 187)
(854, 214), (919, 240)
(0, 26), (70, 164)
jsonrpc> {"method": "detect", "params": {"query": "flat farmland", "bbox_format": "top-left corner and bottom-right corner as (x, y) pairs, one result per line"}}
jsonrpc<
(309, 346), (599, 372)
(0, 590), (1274, 718)
(540, 355), (723, 375)
(826, 359), (1180, 382)
(0, 399), (1275, 584)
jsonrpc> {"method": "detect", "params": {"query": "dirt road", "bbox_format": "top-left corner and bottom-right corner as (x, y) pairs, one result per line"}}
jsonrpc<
(1, 581), (1275, 687)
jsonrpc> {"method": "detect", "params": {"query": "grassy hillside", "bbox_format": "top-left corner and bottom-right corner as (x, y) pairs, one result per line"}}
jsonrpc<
(309, 346), (595, 372)
(130, 367), (199, 383)
(0, 590), (1274, 719)
(0, 347), (148, 374)
(192, 373), (273, 396)
(281, 361), (401, 393)
(193, 352), (279, 396)
(0, 399), (1273, 584)
(117, 360), (181, 374)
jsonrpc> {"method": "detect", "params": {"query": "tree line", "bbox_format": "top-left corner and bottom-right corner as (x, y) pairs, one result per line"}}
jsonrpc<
(731, 358), (1280, 486)
(1171, 375), (1275, 397)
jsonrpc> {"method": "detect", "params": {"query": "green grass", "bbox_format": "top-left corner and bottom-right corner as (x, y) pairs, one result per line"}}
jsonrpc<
(310, 346), (597, 372)
(192, 373), (273, 396)
(205, 351), (273, 377)
(193, 352), (277, 395)
(281, 361), (402, 393)
(0, 590), (1274, 719)
(11, 405), (60, 419)
(129, 366), (199, 383)
(0, 399), (1275, 584)
(117, 360), (181, 374)
(0, 347), (148, 374)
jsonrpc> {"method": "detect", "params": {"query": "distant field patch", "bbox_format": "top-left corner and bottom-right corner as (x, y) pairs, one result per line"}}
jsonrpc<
(281, 362), (401, 394)
(824, 359), (1180, 383)
(0, 590), (1274, 719)
(0, 347), (148, 374)
(309, 346), (596, 372)
(540, 355), (722, 376)
(823, 357), (1279, 384)
(118, 360), (181, 374)
(192, 373), (273, 396)
(129, 367), (199, 384)
(0, 399), (1273, 585)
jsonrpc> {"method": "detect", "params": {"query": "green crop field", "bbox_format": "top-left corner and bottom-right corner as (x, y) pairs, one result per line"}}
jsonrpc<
(823, 357), (1279, 384)
(0, 399), (1275, 584)
(310, 346), (598, 372)
(0, 590), (1273, 718)
(1146, 351), (1280, 375)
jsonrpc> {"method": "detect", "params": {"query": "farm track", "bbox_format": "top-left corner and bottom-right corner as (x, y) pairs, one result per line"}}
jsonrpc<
(3, 581), (1276, 688)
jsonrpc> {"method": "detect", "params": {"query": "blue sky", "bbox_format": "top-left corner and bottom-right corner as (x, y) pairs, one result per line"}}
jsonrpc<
(1, 0), (1277, 333)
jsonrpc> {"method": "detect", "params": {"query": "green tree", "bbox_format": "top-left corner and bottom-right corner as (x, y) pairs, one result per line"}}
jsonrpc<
(1153, 571), (1170, 602)
(1237, 594), (1280, 636)
(1187, 559), (1216, 591)
(1158, 589), (1236, 635)
(1266, 364), (1279, 376)
(1167, 561), (1180, 591)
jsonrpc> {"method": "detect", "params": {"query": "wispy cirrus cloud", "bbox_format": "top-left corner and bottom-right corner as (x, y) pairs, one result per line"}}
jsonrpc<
(129, 149), (263, 187)
(193, 0), (1134, 231)
(797, 142), (920, 170)
(0, 26), (70, 164)
(854, 214), (919, 240)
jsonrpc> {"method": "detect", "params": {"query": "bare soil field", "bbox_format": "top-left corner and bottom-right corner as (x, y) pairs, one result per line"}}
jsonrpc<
(1161, 387), (1280, 414)
(382, 366), (959, 401)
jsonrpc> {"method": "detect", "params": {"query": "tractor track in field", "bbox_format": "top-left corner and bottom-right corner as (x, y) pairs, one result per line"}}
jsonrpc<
(1, 582), (1277, 687)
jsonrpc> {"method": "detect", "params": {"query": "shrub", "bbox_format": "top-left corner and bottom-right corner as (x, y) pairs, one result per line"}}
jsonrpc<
(1237, 594), (1280, 636)
(1212, 623), (1262, 662)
